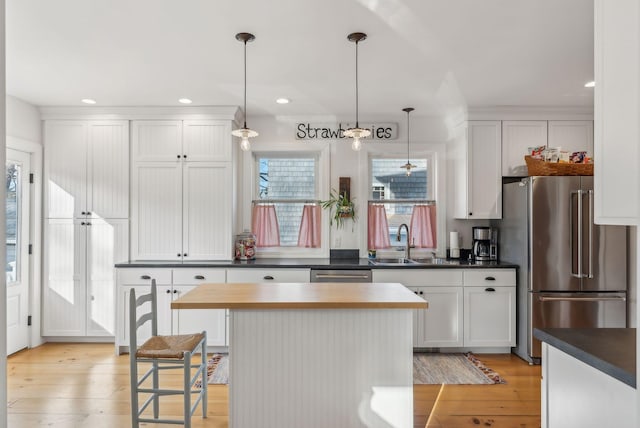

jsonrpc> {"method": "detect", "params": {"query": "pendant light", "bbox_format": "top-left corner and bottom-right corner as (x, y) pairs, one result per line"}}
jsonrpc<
(344, 32), (371, 151)
(231, 32), (258, 151)
(401, 107), (416, 176)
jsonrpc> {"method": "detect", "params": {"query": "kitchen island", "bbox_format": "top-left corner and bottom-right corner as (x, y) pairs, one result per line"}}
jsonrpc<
(171, 282), (427, 428)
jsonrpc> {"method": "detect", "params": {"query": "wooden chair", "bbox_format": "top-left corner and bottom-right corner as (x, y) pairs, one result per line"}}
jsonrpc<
(129, 279), (207, 427)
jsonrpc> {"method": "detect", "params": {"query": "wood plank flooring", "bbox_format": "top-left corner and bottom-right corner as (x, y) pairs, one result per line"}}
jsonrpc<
(7, 344), (541, 427)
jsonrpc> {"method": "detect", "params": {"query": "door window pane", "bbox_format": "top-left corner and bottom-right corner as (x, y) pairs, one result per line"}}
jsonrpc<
(6, 162), (20, 283)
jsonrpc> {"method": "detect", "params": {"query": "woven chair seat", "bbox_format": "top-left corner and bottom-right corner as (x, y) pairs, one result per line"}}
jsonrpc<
(136, 333), (205, 359)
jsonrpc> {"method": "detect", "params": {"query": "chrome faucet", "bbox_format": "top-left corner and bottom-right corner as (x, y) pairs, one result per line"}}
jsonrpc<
(397, 223), (414, 260)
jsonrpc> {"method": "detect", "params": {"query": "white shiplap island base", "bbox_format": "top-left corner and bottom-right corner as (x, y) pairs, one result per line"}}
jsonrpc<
(171, 282), (427, 428)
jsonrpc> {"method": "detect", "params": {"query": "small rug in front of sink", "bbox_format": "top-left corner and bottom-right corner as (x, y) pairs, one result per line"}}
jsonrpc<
(198, 352), (505, 385)
(413, 353), (506, 384)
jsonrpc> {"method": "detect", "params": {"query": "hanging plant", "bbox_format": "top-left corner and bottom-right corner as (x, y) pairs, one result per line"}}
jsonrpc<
(321, 189), (357, 229)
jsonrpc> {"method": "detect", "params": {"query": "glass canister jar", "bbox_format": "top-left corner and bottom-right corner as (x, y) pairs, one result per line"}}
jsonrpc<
(235, 231), (256, 260)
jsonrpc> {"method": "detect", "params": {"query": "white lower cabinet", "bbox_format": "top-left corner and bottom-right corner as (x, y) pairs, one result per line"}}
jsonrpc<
(116, 267), (227, 353)
(374, 268), (516, 350)
(410, 286), (463, 347)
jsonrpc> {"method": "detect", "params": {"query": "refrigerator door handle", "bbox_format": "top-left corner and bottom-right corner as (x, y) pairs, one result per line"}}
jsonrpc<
(570, 190), (582, 278)
(586, 190), (594, 279)
(538, 296), (626, 302)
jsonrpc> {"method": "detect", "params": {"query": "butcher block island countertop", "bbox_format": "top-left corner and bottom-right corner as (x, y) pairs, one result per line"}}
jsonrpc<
(173, 281), (425, 428)
(170, 281), (428, 309)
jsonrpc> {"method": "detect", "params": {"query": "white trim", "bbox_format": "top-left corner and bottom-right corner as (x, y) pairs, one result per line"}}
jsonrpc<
(241, 143), (330, 258)
(359, 142), (447, 259)
(39, 106), (241, 122)
(466, 105), (594, 121)
(6, 136), (44, 349)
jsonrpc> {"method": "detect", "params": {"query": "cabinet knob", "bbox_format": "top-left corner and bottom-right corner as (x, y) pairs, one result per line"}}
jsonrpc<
(414, 291), (418, 295)
(420, 291), (424, 295)
(469, 212), (473, 216)
(183, 154), (187, 159)
(485, 287), (496, 292)
(81, 222), (86, 226)
(485, 276), (496, 281)
(166, 289), (171, 294)
(195, 275), (205, 280)
(173, 289), (178, 294)
(177, 253), (181, 257)
(141, 275), (151, 280)
(86, 211), (91, 216)
(91, 295), (95, 301)
(86, 222), (91, 226)
(177, 154), (181, 159)
(264, 275), (274, 280)
(81, 211), (86, 215)
(183, 253), (188, 257)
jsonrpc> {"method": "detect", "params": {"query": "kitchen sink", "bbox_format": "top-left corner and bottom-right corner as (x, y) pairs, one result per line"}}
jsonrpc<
(409, 258), (458, 265)
(368, 258), (418, 266)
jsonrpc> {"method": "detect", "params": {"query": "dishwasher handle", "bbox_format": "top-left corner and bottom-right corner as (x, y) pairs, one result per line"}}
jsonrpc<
(314, 273), (371, 279)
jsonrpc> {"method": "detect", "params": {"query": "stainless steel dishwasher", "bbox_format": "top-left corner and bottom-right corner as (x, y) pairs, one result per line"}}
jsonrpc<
(310, 269), (372, 283)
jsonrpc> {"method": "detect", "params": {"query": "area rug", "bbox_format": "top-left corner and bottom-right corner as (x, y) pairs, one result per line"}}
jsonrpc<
(199, 353), (505, 386)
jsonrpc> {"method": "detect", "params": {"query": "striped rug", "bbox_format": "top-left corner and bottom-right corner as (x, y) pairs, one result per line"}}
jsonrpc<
(200, 352), (505, 386)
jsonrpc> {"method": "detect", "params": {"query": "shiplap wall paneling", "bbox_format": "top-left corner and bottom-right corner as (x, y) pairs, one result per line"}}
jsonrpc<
(183, 120), (232, 162)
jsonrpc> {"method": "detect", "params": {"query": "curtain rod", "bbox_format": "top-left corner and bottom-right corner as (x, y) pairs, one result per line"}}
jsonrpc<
(252, 199), (321, 204)
(367, 199), (436, 204)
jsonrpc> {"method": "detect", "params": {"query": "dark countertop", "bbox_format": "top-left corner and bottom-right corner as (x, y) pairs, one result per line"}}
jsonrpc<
(534, 328), (636, 388)
(115, 258), (518, 269)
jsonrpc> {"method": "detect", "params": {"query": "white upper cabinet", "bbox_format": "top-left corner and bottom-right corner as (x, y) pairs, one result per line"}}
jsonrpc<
(183, 120), (232, 161)
(594, 0), (639, 225)
(547, 121), (594, 156)
(501, 121), (547, 177)
(453, 121), (502, 219)
(131, 120), (234, 260)
(45, 120), (129, 219)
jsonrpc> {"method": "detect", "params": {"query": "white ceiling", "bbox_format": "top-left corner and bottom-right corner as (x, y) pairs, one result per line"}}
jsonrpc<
(7, 0), (594, 118)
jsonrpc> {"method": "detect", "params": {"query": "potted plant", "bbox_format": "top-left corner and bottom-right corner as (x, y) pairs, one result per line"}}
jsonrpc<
(321, 189), (356, 228)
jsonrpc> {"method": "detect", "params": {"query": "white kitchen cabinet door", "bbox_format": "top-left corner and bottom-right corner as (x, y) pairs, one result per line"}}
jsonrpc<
(502, 121), (547, 177)
(173, 285), (227, 346)
(119, 285), (152, 349)
(43, 219), (87, 336)
(547, 121), (594, 156)
(44, 121), (88, 218)
(88, 121), (129, 219)
(131, 120), (183, 162)
(183, 162), (232, 260)
(453, 121), (502, 219)
(172, 269), (227, 346)
(131, 162), (183, 260)
(593, 0), (639, 225)
(415, 286), (464, 348)
(183, 120), (232, 162)
(463, 286), (516, 347)
(86, 219), (129, 336)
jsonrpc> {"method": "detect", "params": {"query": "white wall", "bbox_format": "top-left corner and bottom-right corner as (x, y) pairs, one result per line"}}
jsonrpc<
(241, 114), (488, 255)
(1, 2), (7, 426)
(6, 95), (41, 144)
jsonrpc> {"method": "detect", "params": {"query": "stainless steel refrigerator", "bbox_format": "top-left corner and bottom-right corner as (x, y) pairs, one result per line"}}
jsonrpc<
(497, 176), (627, 363)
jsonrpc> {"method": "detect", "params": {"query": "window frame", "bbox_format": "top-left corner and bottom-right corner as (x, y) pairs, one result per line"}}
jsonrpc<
(242, 144), (330, 258)
(358, 143), (447, 259)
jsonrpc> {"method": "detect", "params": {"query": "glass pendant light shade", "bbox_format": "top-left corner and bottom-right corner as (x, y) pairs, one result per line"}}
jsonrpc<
(345, 32), (370, 151)
(232, 32), (258, 151)
(401, 107), (416, 176)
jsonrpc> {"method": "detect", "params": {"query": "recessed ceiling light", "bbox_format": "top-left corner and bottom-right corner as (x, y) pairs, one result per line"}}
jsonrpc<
(276, 98), (290, 104)
(81, 98), (96, 104)
(178, 98), (193, 104)
(584, 81), (595, 88)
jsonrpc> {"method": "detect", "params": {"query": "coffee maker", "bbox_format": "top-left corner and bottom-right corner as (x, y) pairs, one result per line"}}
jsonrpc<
(472, 227), (498, 261)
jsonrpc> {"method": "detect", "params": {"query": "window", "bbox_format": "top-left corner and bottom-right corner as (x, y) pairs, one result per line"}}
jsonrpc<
(368, 155), (436, 250)
(254, 155), (319, 247)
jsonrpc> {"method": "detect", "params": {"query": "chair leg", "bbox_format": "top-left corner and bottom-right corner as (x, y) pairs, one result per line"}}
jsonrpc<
(152, 360), (159, 418)
(184, 351), (192, 428)
(129, 356), (139, 428)
(202, 336), (208, 418)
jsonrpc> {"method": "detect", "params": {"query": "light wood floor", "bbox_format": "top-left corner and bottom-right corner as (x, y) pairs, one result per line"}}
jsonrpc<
(7, 343), (541, 427)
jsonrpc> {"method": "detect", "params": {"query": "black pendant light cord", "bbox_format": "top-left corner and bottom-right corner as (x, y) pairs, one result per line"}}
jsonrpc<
(355, 40), (359, 129)
(406, 110), (410, 163)
(243, 39), (247, 129)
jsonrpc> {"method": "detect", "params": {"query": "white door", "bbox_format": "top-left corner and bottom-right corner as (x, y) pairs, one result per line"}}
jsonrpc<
(6, 149), (31, 354)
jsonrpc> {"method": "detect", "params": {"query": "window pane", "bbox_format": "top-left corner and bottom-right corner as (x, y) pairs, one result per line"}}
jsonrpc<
(370, 158), (428, 200)
(256, 157), (317, 247)
(6, 162), (20, 283)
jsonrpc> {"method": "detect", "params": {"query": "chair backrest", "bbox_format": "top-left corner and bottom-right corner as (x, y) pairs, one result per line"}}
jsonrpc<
(129, 279), (159, 352)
